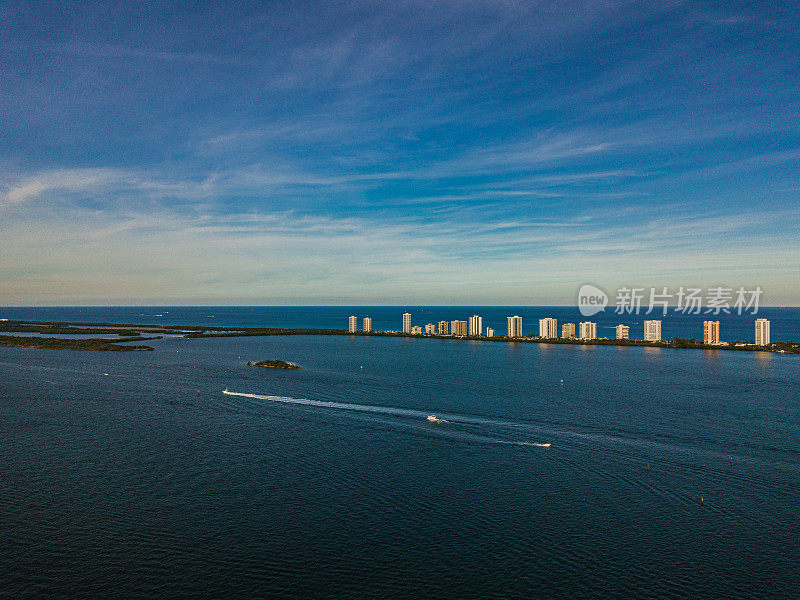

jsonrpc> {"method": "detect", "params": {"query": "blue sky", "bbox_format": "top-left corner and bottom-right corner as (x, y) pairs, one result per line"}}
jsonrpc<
(1, 1), (799, 305)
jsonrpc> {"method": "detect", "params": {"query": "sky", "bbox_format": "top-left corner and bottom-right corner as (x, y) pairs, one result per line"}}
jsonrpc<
(1, 0), (799, 305)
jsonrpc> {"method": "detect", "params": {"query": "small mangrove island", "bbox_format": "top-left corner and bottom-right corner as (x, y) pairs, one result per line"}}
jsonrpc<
(249, 359), (301, 369)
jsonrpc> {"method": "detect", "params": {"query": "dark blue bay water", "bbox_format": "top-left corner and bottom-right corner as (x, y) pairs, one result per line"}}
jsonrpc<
(2, 308), (800, 598)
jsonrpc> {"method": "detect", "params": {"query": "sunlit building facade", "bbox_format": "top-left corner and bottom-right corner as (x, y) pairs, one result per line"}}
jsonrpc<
(402, 312), (411, 334)
(579, 321), (597, 340)
(644, 320), (662, 342)
(755, 318), (770, 346)
(703, 320), (719, 344)
(469, 315), (483, 336)
(452, 320), (468, 336)
(507, 315), (523, 338)
(539, 317), (558, 338)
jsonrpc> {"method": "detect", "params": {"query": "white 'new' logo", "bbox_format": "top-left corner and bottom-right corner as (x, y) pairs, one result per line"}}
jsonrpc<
(578, 284), (608, 316)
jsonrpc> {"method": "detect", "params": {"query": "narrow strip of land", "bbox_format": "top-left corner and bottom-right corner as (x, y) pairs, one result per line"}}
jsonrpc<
(0, 334), (159, 351)
(0, 320), (797, 353)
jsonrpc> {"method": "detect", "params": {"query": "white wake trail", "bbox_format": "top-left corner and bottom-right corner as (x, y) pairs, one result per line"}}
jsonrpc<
(222, 389), (551, 448)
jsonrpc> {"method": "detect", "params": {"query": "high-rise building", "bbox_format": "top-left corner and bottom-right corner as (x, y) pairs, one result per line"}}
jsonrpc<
(411, 325), (423, 335)
(425, 323), (436, 334)
(562, 323), (576, 339)
(348, 315), (357, 333)
(438, 320), (449, 335)
(615, 324), (629, 339)
(468, 315), (483, 336)
(703, 320), (720, 344)
(507, 315), (523, 338)
(579, 321), (597, 340)
(755, 318), (771, 346)
(450, 321), (469, 336)
(539, 317), (558, 338)
(402, 312), (411, 334)
(643, 320), (662, 342)
(452, 320), (468, 336)
(486, 328), (495, 337)
(363, 317), (372, 333)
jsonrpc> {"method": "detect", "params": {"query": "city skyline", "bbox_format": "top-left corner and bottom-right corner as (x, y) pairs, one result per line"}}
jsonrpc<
(2, 2), (800, 305)
(358, 310), (776, 345)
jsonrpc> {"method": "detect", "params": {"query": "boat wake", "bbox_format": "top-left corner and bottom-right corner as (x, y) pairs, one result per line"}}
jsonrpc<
(222, 389), (551, 449)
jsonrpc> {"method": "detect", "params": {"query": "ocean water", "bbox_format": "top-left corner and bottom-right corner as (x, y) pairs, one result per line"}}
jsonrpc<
(2, 310), (800, 598)
(2, 305), (800, 342)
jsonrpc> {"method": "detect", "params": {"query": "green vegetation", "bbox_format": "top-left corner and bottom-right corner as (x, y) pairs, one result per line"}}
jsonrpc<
(0, 334), (159, 351)
(772, 341), (800, 353)
(252, 359), (300, 369)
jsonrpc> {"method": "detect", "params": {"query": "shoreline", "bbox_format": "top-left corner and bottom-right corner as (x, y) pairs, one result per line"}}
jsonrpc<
(1, 319), (798, 354)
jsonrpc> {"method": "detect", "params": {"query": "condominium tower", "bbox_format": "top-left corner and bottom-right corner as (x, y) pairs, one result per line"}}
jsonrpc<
(579, 322), (597, 340)
(452, 320), (468, 336)
(644, 320), (662, 342)
(755, 318), (771, 345)
(468, 315), (483, 337)
(402, 312), (411, 334)
(507, 315), (523, 338)
(539, 318), (558, 338)
(363, 317), (372, 333)
(438, 320), (449, 335)
(615, 324), (629, 339)
(703, 320), (720, 344)
(562, 323), (576, 339)
(348, 315), (357, 333)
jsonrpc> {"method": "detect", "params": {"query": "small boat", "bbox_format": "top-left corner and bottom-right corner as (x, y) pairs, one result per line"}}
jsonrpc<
(427, 415), (443, 423)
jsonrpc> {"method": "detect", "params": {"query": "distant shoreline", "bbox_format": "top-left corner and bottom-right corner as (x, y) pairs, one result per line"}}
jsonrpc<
(1, 319), (798, 354)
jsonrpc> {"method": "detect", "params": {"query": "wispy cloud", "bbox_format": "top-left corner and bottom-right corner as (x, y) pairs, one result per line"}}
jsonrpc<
(2, 177), (798, 304)
(2, 1), (799, 303)
(53, 41), (246, 65)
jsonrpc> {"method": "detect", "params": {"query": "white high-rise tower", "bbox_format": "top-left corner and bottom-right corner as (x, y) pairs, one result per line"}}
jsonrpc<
(755, 318), (770, 345)
(643, 320), (662, 342)
(507, 315), (523, 338)
(539, 318), (557, 338)
(579, 322), (597, 340)
(468, 315), (483, 336)
(703, 320), (719, 344)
